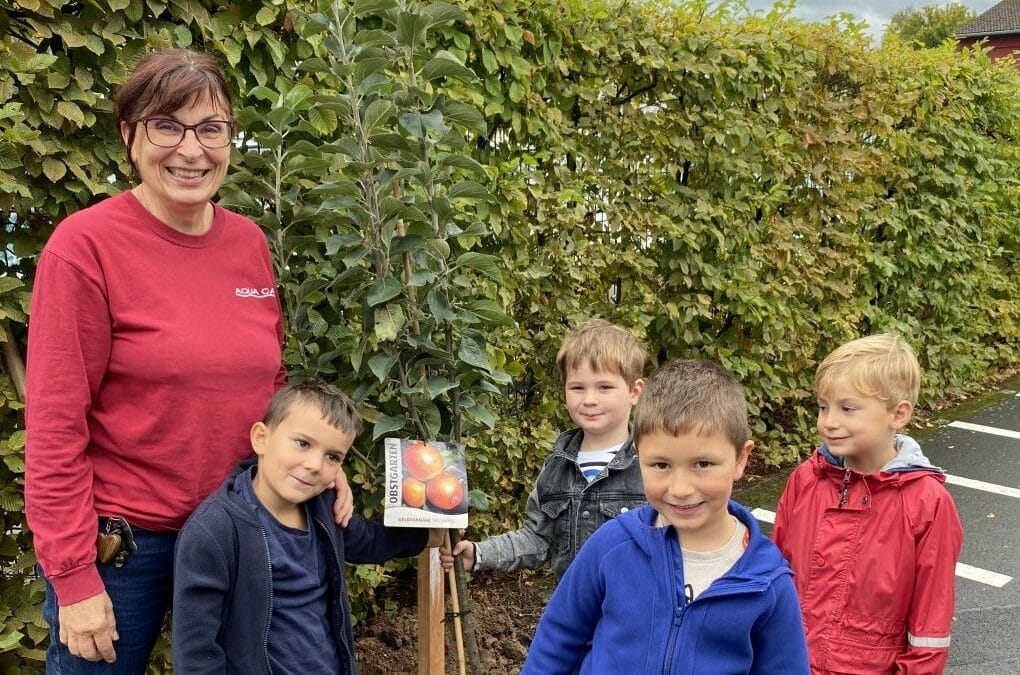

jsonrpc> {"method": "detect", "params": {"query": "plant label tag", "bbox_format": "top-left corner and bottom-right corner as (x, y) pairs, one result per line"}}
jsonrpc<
(383, 437), (469, 528)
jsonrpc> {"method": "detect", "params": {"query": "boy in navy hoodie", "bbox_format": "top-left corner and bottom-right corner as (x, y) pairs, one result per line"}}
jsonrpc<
(522, 359), (809, 674)
(172, 380), (442, 674)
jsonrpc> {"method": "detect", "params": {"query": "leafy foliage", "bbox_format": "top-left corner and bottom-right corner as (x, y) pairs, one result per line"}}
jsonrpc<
(1, 0), (1018, 670)
(884, 2), (976, 48)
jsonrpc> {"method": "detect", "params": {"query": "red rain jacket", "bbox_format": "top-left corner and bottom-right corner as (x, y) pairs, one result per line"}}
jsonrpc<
(773, 439), (963, 674)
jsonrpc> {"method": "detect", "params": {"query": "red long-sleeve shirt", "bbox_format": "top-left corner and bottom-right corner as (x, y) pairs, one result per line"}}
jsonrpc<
(25, 190), (285, 605)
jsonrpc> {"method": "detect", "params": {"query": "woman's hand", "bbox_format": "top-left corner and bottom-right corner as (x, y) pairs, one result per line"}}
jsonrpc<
(58, 591), (118, 662)
(332, 467), (354, 527)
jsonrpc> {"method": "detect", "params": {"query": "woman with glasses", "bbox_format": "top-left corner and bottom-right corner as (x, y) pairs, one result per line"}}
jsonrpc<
(24, 48), (351, 672)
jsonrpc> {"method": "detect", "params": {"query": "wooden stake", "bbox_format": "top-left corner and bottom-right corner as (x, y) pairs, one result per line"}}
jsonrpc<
(444, 531), (467, 675)
(417, 547), (445, 675)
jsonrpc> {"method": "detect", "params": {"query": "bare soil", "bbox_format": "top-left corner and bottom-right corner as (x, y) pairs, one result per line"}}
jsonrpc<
(355, 567), (555, 674)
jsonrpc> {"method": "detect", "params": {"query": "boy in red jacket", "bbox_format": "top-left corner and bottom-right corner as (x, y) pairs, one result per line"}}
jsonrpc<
(773, 333), (963, 674)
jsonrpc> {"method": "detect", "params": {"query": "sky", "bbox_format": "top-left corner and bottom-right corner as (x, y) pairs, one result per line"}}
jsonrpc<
(734, 1), (1001, 40)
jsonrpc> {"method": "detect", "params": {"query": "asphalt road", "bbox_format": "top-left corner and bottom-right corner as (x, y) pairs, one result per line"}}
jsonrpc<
(737, 376), (1020, 674)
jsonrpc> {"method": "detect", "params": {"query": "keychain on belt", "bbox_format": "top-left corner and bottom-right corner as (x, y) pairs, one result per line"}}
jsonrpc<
(96, 517), (137, 567)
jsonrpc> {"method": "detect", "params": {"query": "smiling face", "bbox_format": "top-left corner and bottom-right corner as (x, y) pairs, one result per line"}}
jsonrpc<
(251, 400), (355, 524)
(120, 93), (231, 232)
(817, 384), (912, 474)
(564, 362), (643, 449)
(637, 429), (752, 551)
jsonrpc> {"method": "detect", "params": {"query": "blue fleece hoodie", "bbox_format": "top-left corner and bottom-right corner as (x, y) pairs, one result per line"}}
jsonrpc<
(522, 501), (809, 675)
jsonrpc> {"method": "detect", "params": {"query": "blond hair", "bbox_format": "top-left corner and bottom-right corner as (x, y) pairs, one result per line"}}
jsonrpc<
(633, 359), (749, 452)
(556, 318), (647, 385)
(815, 333), (920, 406)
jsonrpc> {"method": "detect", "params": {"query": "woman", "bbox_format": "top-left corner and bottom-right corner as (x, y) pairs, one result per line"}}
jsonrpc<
(25, 49), (350, 672)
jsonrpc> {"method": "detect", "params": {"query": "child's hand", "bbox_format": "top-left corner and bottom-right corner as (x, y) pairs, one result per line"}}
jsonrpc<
(331, 468), (354, 527)
(439, 538), (475, 572)
(426, 528), (445, 548)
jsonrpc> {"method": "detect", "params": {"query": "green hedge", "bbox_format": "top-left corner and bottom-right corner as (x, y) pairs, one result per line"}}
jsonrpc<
(2, 0), (1017, 670)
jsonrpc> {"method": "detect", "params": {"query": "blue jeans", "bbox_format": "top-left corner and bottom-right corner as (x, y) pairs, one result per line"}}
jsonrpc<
(42, 521), (177, 674)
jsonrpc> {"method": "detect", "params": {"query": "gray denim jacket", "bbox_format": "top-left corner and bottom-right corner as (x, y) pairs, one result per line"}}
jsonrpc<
(474, 427), (646, 580)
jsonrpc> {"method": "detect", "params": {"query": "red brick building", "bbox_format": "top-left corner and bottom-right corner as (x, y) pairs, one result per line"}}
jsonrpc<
(956, 0), (1020, 67)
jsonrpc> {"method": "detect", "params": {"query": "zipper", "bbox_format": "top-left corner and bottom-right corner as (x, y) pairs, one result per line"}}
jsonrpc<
(838, 467), (853, 508)
(662, 531), (687, 674)
(315, 516), (355, 675)
(257, 523), (274, 675)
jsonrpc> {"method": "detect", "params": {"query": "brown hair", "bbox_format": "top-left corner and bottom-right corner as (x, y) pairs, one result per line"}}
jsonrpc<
(556, 318), (647, 385)
(115, 48), (232, 169)
(633, 359), (750, 453)
(262, 379), (363, 438)
(815, 333), (921, 407)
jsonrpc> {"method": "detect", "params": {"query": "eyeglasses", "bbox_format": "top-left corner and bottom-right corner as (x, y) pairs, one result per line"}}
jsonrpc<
(137, 117), (235, 149)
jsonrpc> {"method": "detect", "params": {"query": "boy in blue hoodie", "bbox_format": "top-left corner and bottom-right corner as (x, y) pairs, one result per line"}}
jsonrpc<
(172, 380), (442, 674)
(522, 359), (809, 674)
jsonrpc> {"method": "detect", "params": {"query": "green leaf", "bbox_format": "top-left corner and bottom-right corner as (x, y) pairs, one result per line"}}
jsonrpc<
(6, 430), (25, 451)
(362, 99), (395, 135)
(469, 299), (514, 326)
(0, 277), (25, 295)
(465, 402), (497, 429)
(367, 276), (402, 306)
(396, 11), (429, 48)
(455, 252), (501, 281)
(255, 5), (277, 25)
(423, 2), (466, 26)
(371, 414), (406, 441)
(0, 629), (24, 651)
(24, 54), (58, 72)
(55, 101), (85, 127)
(439, 153), (486, 176)
(468, 489), (490, 512)
(426, 287), (456, 324)
(421, 57), (476, 83)
(41, 157), (66, 182)
(448, 181), (487, 200)
(442, 101), (486, 136)
(3, 454), (25, 473)
(353, 0), (397, 17)
(108, 0), (130, 10)
(458, 332), (491, 372)
(354, 58), (391, 85)
(173, 24), (193, 48)
(374, 304), (405, 342)
(425, 376), (457, 400)
(367, 352), (398, 383)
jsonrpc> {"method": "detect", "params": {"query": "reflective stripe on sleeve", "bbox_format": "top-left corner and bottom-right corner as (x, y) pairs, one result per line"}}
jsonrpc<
(908, 632), (951, 648)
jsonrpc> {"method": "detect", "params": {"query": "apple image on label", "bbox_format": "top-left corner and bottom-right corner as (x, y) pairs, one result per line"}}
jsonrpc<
(426, 471), (465, 512)
(403, 441), (444, 482)
(402, 477), (426, 508)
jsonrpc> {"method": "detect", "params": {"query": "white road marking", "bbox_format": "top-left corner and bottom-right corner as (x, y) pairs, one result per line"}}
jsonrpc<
(751, 508), (1012, 588)
(948, 421), (1020, 439)
(955, 563), (1013, 588)
(944, 474), (1020, 499)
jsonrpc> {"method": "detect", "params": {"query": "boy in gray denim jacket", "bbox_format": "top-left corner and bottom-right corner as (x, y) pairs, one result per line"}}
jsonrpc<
(441, 319), (647, 580)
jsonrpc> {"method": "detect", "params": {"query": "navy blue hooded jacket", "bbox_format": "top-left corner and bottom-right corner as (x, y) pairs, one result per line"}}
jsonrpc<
(522, 501), (809, 674)
(172, 467), (427, 674)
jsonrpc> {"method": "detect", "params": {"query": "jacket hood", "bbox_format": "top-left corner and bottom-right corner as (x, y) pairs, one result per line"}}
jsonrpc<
(817, 434), (945, 479)
(618, 501), (792, 586)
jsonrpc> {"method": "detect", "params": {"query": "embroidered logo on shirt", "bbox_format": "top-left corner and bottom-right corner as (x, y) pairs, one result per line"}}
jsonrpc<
(235, 287), (277, 299)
